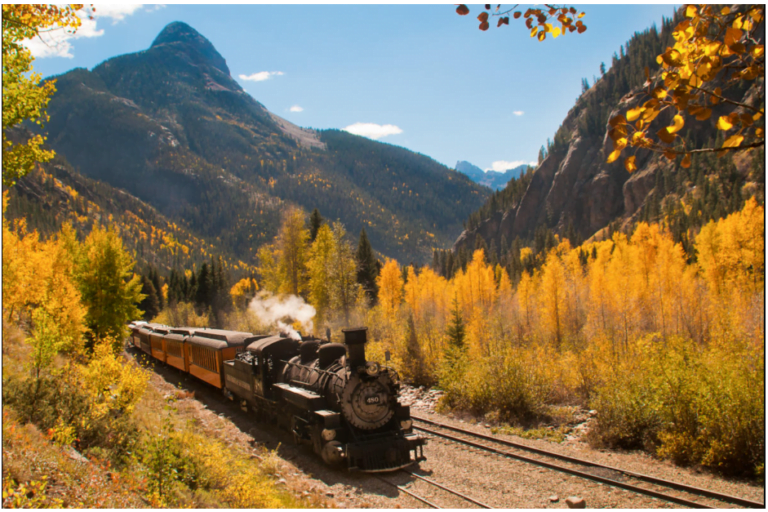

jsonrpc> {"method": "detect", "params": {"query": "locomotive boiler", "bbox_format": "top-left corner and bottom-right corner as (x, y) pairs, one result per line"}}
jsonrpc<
(222, 327), (426, 472)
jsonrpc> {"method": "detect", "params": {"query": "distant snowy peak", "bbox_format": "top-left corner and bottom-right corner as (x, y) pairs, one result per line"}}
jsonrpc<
(455, 160), (526, 190)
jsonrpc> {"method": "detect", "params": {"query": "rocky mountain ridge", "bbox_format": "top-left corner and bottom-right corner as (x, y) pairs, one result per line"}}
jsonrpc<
(454, 14), (764, 255)
(39, 21), (490, 264)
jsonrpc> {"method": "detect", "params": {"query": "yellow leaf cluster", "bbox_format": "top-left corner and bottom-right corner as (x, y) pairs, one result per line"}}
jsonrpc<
(610, 5), (765, 163)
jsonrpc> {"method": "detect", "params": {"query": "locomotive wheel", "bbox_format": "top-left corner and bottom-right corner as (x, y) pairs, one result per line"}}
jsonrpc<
(321, 441), (344, 466)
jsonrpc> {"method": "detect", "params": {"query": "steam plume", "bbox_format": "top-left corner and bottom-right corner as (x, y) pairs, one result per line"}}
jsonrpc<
(248, 291), (315, 341)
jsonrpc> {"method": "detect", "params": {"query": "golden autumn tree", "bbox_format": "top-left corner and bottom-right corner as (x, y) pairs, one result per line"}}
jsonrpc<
(377, 258), (403, 321)
(230, 277), (258, 310)
(276, 207), (309, 296)
(3, 196), (87, 353)
(306, 223), (335, 328)
(328, 222), (359, 326)
(75, 224), (144, 349)
(607, 4), (765, 170)
(539, 250), (568, 349)
(2, 4), (85, 186)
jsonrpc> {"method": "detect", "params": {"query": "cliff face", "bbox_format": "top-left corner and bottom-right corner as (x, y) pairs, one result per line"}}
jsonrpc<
(455, 15), (764, 253)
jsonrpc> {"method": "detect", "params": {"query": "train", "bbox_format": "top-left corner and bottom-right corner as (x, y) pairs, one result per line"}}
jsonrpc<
(128, 322), (427, 472)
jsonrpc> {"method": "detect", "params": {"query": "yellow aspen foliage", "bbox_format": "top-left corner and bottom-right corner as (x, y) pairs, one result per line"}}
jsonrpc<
(230, 277), (259, 310)
(603, 232), (638, 352)
(368, 200), (762, 475)
(276, 207), (309, 295)
(453, 249), (497, 317)
(539, 251), (568, 349)
(78, 339), (150, 420)
(585, 241), (615, 340)
(256, 244), (282, 294)
(306, 224), (335, 329)
(377, 258), (403, 319)
(515, 270), (537, 334)
(403, 266), (419, 316)
(2, 195), (87, 354)
(695, 197), (764, 344)
(696, 197), (764, 296)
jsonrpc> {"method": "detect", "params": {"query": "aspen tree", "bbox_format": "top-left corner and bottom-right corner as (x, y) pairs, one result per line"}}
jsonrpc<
(329, 222), (358, 325)
(306, 224), (334, 328)
(277, 207), (309, 296)
(377, 258), (403, 321)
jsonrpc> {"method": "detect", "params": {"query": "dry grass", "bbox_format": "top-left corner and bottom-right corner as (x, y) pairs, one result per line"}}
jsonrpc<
(2, 408), (147, 508)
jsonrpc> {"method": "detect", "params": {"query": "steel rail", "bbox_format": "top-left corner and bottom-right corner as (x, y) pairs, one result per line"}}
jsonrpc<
(412, 414), (763, 509)
(400, 469), (494, 509)
(374, 476), (441, 508)
(414, 423), (713, 509)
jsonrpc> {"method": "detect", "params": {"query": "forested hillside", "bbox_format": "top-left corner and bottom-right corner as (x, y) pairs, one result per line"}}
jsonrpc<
(39, 21), (489, 264)
(5, 154), (257, 275)
(454, 8), (764, 271)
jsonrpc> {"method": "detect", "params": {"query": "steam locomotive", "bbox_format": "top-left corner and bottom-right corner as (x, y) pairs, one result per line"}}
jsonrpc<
(128, 322), (426, 472)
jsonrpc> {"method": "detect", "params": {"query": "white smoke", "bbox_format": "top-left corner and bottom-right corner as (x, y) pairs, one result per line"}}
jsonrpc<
(248, 291), (315, 341)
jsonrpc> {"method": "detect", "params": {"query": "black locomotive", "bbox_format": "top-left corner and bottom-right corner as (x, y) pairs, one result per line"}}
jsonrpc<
(129, 322), (426, 472)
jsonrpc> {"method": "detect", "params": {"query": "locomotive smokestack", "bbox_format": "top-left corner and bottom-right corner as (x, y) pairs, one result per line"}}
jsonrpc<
(342, 327), (367, 369)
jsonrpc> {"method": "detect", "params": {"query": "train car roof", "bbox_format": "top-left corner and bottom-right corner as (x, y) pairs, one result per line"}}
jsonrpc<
(186, 334), (228, 350)
(148, 325), (171, 335)
(163, 332), (187, 342)
(169, 327), (197, 336)
(194, 328), (253, 346)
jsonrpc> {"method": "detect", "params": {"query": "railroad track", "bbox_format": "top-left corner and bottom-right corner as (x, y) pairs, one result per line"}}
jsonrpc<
(375, 469), (493, 509)
(412, 415), (763, 509)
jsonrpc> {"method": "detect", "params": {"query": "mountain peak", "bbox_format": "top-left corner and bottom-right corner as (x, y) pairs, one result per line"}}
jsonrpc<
(150, 21), (230, 76)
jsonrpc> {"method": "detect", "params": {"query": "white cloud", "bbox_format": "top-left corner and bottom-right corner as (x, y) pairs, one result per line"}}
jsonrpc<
(513, 111), (525, 116)
(289, 105), (304, 112)
(23, 5), (150, 59)
(486, 160), (537, 172)
(92, 4), (144, 23)
(343, 122), (403, 140)
(239, 71), (284, 82)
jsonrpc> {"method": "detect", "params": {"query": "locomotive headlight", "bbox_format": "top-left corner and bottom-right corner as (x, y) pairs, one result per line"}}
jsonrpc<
(321, 428), (337, 441)
(400, 419), (413, 430)
(365, 362), (380, 377)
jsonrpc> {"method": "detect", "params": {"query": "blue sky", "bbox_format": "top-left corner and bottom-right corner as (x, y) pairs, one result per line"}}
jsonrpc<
(28, 3), (677, 173)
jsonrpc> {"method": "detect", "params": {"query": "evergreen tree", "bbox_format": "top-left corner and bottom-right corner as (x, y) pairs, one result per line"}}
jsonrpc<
(356, 228), (379, 303)
(309, 208), (324, 243)
(446, 295), (466, 351)
(402, 313), (428, 385)
(214, 256), (230, 315)
(488, 239), (498, 268)
(138, 275), (160, 321)
(443, 294), (467, 372)
(195, 263), (211, 309)
(149, 267), (164, 311)
(188, 271), (197, 302)
(446, 251), (454, 278)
